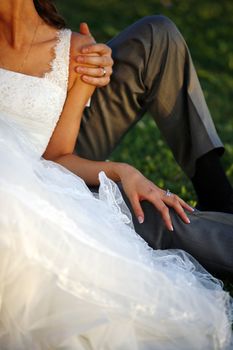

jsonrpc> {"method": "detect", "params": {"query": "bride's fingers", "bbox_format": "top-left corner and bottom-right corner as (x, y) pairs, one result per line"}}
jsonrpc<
(171, 202), (190, 224)
(81, 43), (112, 56)
(81, 75), (110, 86)
(130, 194), (145, 224)
(179, 198), (195, 213)
(156, 202), (173, 231)
(76, 65), (112, 78)
(76, 54), (110, 67)
(146, 194), (173, 231)
(163, 194), (191, 224)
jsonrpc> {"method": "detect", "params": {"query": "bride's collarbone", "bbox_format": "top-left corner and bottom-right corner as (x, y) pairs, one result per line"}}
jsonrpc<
(0, 35), (59, 78)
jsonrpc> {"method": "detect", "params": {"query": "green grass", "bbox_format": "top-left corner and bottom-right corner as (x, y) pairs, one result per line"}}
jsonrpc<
(55, 0), (233, 294)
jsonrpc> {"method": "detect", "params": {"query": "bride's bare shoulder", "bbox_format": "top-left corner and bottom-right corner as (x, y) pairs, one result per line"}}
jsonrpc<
(68, 32), (95, 89)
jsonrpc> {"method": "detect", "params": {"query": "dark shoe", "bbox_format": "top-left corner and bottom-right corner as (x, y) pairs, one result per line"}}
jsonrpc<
(196, 194), (233, 214)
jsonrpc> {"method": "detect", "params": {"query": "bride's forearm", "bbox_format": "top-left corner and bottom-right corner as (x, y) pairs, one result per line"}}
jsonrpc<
(54, 153), (132, 185)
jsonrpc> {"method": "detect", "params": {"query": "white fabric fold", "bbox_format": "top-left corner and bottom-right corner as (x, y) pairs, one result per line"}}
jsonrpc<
(0, 113), (232, 350)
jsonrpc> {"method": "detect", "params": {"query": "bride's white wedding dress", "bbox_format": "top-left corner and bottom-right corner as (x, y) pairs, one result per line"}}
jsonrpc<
(0, 29), (232, 350)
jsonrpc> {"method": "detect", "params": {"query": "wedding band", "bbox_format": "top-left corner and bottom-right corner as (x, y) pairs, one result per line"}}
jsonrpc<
(102, 67), (107, 77)
(165, 189), (172, 197)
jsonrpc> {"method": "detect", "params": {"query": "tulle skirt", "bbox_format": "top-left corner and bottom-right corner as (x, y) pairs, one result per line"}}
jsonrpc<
(0, 113), (232, 350)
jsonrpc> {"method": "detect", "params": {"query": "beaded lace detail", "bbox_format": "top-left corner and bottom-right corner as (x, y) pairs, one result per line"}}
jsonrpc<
(44, 29), (71, 88)
(0, 29), (71, 157)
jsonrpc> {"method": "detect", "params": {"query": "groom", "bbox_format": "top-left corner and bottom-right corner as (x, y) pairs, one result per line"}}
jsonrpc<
(74, 16), (233, 277)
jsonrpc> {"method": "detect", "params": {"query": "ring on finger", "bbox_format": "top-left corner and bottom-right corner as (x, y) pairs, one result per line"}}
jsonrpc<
(165, 189), (172, 197)
(101, 67), (107, 77)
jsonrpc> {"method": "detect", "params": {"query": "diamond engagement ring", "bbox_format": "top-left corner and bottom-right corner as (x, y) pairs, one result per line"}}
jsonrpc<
(102, 67), (107, 77)
(165, 189), (172, 197)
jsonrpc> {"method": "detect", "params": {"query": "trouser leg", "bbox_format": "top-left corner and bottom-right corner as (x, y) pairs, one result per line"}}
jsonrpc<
(77, 15), (223, 178)
(118, 185), (233, 277)
(80, 16), (232, 277)
(89, 185), (233, 277)
(134, 204), (233, 278)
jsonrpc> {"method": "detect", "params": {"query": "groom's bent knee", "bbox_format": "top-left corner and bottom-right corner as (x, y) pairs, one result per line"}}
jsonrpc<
(143, 15), (182, 38)
(141, 15), (186, 47)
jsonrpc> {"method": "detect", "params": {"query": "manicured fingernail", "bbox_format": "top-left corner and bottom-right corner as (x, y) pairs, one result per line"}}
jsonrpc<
(138, 216), (144, 224)
(76, 67), (84, 73)
(170, 225), (174, 231)
(186, 218), (191, 224)
(76, 56), (84, 62)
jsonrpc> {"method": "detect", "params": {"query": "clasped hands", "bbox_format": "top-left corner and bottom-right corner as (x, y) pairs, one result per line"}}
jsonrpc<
(76, 23), (194, 231)
(76, 23), (113, 86)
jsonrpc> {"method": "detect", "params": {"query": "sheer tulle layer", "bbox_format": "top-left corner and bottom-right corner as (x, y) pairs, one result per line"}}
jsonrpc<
(0, 114), (232, 350)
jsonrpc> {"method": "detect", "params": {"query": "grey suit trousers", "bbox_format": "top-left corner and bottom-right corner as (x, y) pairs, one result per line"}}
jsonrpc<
(76, 16), (233, 277)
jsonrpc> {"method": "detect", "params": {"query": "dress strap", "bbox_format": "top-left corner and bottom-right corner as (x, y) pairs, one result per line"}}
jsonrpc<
(45, 29), (72, 91)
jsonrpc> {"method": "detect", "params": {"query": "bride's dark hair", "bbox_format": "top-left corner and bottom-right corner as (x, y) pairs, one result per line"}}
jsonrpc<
(33, 0), (66, 29)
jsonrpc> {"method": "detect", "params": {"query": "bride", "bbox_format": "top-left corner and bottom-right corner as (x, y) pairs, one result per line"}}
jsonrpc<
(0, 1), (232, 349)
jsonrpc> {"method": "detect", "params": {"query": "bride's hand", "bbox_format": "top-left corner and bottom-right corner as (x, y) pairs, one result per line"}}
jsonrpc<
(75, 23), (113, 87)
(118, 165), (194, 232)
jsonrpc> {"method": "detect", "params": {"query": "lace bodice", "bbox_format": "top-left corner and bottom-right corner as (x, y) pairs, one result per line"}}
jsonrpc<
(0, 29), (71, 156)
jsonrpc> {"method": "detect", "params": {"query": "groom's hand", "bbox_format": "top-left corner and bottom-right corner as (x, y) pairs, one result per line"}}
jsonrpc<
(75, 23), (113, 87)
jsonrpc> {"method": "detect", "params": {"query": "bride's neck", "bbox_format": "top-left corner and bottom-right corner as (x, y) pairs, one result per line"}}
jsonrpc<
(0, 0), (41, 48)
